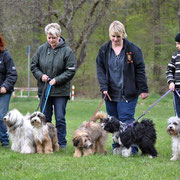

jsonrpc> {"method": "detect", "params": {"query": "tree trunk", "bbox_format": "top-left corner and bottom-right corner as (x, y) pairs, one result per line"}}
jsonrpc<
(150, 0), (162, 86)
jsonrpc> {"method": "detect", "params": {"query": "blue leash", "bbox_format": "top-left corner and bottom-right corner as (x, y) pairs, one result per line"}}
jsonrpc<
(42, 84), (52, 114)
(137, 89), (172, 121)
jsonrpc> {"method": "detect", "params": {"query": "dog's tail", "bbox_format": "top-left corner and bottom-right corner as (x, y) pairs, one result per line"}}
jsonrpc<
(93, 111), (107, 123)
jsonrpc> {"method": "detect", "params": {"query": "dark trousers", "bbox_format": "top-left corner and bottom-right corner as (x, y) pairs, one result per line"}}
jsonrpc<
(173, 92), (180, 117)
(41, 96), (68, 147)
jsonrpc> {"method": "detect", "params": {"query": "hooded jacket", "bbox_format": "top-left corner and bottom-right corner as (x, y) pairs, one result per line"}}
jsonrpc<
(0, 49), (18, 93)
(96, 39), (148, 101)
(31, 37), (76, 97)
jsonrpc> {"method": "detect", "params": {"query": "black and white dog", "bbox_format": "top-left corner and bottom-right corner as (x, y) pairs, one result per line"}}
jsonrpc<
(102, 116), (157, 158)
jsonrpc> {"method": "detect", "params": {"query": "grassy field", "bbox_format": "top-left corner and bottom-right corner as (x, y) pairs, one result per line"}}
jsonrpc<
(0, 93), (179, 180)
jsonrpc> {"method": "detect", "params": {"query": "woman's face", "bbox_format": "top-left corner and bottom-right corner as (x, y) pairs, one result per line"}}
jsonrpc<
(47, 33), (60, 49)
(110, 32), (123, 47)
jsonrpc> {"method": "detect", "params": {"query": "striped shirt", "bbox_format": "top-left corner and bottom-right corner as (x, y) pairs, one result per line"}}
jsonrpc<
(166, 51), (180, 90)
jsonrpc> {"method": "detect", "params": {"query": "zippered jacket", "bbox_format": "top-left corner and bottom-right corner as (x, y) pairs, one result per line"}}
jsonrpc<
(0, 49), (18, 93)
(31, 38), (76, 97)
(96, 39), (148, 101)
(166, 51), (180, 91)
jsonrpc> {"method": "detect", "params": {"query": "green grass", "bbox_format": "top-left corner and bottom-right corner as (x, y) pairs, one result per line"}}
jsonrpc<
(0, 93), (178, 180)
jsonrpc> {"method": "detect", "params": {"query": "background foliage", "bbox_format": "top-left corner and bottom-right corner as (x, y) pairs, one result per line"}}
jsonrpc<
(0, 0), (179, 97)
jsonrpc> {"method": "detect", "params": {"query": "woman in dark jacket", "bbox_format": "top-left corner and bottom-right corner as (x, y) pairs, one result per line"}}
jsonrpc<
(96, 21), (149, 155)
(31, 23), (76, 149)
(0, 33), (18, 147)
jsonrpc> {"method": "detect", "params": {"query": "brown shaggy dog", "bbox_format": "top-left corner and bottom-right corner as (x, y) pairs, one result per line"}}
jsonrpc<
(72, 111), (108, 157)
(30, 112), (59, 154)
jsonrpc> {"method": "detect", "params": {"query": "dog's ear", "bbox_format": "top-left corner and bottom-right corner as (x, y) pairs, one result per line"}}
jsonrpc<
(73, 137), (80, 147)
(38, 112), (46, 123)
(30, 112), (36, 120)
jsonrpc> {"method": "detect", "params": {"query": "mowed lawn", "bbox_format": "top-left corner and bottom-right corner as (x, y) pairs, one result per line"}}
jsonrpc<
(0, 92), (179, 180)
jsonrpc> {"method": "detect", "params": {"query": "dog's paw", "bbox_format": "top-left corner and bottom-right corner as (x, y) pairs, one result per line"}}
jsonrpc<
(113, 148), (121, 155)
(122, 148), (131, 157)
(170, 156), (178, 161)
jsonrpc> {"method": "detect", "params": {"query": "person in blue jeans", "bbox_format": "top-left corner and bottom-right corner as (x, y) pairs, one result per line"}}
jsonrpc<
(96, 21), (149, 155)
(0, 33), (18, 147)
(166, 32), (180, 117)
(31, 23), (76, 149)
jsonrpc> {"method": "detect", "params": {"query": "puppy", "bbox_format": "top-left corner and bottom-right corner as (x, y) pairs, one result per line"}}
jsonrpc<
(30, 111), (59, 154)
(102, 116), (157, 158)
(3, 109), (36, 154)
(167, 116), (180, 160)
(72, 111), (108, 157)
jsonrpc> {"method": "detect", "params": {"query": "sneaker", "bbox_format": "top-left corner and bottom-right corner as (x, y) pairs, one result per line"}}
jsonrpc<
(131, 145), (139, 155)
(60, 145), (66, 150)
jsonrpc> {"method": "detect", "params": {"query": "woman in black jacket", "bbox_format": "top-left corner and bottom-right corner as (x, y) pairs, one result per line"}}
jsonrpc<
(96, 21), (149, 155)
(0, 33), (17, 147)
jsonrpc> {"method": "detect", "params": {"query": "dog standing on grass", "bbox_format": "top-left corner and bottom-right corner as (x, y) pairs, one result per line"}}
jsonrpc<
(72, 111), (108, 157)
(3, 109), (36, 154)
(101, 114), (157, 158)
(30, 111), (59, 154)
(167, 116), (180, 160)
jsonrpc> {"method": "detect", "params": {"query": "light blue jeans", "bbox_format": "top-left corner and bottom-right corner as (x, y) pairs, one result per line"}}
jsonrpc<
(0, 93), (11, 146)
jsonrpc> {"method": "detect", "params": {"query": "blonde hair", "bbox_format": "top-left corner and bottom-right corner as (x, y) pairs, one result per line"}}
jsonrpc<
(45, 23), (61, 37)
(109, 21), (127, 39)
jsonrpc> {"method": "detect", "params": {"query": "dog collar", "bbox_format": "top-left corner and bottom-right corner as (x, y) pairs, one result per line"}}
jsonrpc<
(120, 122), (134, 133)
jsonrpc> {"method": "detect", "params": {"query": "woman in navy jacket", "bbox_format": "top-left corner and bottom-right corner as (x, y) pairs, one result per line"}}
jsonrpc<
(96, 21), (149, 155)
(0, 34), (17, 147)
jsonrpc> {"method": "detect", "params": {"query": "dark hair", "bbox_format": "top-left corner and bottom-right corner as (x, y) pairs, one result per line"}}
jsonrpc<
(0, 34), (6, 52)
(175, 32), (180, 43)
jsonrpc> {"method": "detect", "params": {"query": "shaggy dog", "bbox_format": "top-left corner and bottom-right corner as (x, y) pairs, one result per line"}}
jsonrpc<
(102, 115), (157, 158)
(30, 111), (59, 154)
(72, 111), (108, 157)
(167, 116), (180, 160)
(3, 109), (36, 154)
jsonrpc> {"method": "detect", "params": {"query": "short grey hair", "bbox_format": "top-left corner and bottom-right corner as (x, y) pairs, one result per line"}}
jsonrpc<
(45, 23), (61, 37)
(109, 20), (127, 39)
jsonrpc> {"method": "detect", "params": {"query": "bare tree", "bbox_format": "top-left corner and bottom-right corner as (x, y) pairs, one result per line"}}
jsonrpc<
(149, 0), (162, 92)
(32, 0), (111, 70)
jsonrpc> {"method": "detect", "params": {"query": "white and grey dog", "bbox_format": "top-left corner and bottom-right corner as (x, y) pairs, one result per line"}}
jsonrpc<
(167, 116), (180, 160)
(30, 111), (59, 154)
(3, 109), (36, 154)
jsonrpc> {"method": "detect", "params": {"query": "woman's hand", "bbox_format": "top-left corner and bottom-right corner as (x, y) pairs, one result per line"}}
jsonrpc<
(103, 91), (108, 95)
(42, 74), (49, 82)
(0, 87), (7, 94)
(140, 93), (149, 99)
(49, 78), (56, 85)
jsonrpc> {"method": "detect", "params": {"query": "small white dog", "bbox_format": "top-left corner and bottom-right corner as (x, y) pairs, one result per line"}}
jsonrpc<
(3, 109), (36, 154)
(167, 116), (180, 160)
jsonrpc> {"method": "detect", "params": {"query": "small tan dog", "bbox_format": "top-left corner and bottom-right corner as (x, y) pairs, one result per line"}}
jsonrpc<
(72, 111), (108, 157)
(30, 111), (59, 154)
